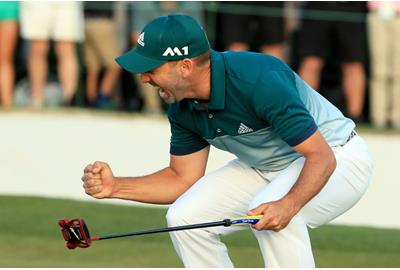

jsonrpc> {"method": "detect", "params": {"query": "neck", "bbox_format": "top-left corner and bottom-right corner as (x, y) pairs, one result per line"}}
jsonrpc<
(189, 63), (211, 101)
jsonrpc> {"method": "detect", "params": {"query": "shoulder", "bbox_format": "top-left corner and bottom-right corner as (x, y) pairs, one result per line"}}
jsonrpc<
(222, 51), (289, 73)
(221, 51), (292, 85)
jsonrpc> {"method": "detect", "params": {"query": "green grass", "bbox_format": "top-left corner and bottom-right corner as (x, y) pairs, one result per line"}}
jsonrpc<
(0, 195), (399, 267)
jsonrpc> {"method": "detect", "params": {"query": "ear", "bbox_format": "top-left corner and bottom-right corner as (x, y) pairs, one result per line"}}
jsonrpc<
(179, 58), (194, 77)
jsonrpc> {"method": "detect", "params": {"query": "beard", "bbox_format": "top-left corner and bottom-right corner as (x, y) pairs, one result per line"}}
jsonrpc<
(149, 78), (183, 104)
(148, 80), (177, 104)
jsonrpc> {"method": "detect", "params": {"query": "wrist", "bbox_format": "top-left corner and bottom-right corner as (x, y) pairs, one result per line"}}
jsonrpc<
(107, 176), (119, 198)
(280, 195), (302, 216)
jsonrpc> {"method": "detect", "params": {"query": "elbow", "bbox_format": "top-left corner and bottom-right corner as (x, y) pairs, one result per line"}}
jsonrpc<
(310, 149), (336, 177)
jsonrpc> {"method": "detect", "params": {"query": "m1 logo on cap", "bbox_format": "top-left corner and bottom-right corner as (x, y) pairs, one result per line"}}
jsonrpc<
(162, 46), (189, 57)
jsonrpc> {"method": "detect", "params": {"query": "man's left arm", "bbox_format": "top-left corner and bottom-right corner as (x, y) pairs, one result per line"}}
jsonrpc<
(248, 130), (336, 231)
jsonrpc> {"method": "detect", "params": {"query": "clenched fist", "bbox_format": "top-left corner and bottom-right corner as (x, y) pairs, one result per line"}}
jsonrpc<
(81, 161), (115, 199)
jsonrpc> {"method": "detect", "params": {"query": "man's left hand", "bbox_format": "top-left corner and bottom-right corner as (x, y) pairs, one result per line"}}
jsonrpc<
(247, 199), (299, 232)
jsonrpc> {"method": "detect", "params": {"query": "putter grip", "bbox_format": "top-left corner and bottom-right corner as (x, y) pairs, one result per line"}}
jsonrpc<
(229, 215), (263, 225)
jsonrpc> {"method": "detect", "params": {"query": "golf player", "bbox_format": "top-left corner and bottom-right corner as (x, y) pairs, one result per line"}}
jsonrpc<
(82, 15), (373, 267)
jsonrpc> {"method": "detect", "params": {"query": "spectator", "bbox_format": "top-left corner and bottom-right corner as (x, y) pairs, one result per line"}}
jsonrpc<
(129, 1), (204, 114)
(84, 1), (121, 109)
(0, 1), (19, 109)
(368, 1), (400, 129)
(20, 2), (84, 108)
(297, 2), (368, 122)
(219, 1), (286, 61)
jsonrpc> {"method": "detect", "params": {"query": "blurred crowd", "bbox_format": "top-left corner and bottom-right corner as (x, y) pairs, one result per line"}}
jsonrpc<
(0, 1), (399, 129)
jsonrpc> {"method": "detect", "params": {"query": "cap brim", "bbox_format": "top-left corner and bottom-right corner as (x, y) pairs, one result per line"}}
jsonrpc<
(115, 49), (166, 73)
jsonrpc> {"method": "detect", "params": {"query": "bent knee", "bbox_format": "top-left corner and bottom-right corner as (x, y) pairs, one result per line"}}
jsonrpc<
(166, 201), (194, 226)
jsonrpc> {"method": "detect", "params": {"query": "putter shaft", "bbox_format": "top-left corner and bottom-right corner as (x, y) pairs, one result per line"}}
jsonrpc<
(91, 219), (232, 241)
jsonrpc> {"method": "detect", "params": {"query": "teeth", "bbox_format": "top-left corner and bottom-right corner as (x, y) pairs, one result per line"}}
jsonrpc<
(159, 89), (168, 98)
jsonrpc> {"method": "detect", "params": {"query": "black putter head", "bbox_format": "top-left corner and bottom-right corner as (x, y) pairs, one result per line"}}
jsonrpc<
(58, 218), (92, 249)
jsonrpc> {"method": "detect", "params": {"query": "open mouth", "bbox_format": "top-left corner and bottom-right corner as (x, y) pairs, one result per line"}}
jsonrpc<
(158, 88), (170, 98)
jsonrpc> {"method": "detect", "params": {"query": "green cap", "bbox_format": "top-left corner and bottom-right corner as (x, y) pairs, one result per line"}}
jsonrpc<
(116, 14), (210, 73)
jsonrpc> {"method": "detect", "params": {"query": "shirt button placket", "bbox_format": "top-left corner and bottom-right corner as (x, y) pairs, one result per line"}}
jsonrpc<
(206, 112), (220, 134)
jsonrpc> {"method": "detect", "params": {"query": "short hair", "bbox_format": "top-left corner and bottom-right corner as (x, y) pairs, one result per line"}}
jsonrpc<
(167, 50), (210, 68)
(193, 50), (211, 66)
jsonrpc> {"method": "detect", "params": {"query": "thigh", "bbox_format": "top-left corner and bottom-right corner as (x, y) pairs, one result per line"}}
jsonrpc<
(83, 30), (100, 71)
(298, 20), (331, 59)
(219, 11), (251, 47)
(336, 21), (367, 63)
(300, 136), (373, 228)
(248, 135), (372, 229)
(0, 2), (19, 21)
(248, 159), (314, 267)
(368, 14), (390, 77)
(89, 19), (120, 69)
(20, 2), (51, 40)
(53, 2), (84, 42)
(168, 159), (267, 234)
(0, 22), (18, 59)
(256, 2), (284, 45)
(391, 18), (400, 76)
(257, 16), (284, 46)
(248, 157), (304, 210)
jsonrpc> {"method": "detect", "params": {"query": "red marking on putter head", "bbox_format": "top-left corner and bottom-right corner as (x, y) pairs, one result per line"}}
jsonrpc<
(58, 218), (92, 249)
(91, 235), (100, 241)
(66, 242), (77, 250)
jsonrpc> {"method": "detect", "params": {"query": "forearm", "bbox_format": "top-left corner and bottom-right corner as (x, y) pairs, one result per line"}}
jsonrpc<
(83, 148), (210, 204)
(282, 152), (337, 213)
(248, 131), (338, 232)
(110, 166), (198, 204)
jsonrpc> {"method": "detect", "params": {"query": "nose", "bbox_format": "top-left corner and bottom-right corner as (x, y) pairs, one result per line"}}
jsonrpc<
(140, 73), (151, 83)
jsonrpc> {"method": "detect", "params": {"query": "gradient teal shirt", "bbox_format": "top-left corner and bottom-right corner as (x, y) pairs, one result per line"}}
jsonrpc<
(168, 50), (355, 171)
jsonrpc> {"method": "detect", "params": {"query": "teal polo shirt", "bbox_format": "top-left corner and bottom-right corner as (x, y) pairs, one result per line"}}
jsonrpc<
(168, 50), (355, 171)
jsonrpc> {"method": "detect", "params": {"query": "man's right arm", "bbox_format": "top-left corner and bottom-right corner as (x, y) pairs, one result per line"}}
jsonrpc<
(81, 146), (210, 204)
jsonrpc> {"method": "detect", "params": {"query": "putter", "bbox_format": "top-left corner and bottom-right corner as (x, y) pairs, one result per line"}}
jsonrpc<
(57, 215), (263, 250)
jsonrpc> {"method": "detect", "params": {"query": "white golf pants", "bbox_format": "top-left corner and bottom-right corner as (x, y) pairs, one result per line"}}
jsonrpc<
(166, 135), (373, 268)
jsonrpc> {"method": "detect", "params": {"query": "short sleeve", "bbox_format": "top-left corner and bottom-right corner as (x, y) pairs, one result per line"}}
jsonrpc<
(168, 108), (210, 155)
(253, 70), (317, 146)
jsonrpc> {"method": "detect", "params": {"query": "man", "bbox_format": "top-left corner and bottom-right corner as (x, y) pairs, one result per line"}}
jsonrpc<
(20, 1), (84, 107)
(83, 1), (121, 109)
(219, 1), (286, 61)
(297, 2), (368, 122)
(129, 1), (204, 114)
(82, 15), (372, 267)
(0, 1), (19, 108)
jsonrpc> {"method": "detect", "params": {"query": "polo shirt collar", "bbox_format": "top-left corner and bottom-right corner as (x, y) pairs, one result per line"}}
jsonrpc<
(188, 50), (226, 111)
